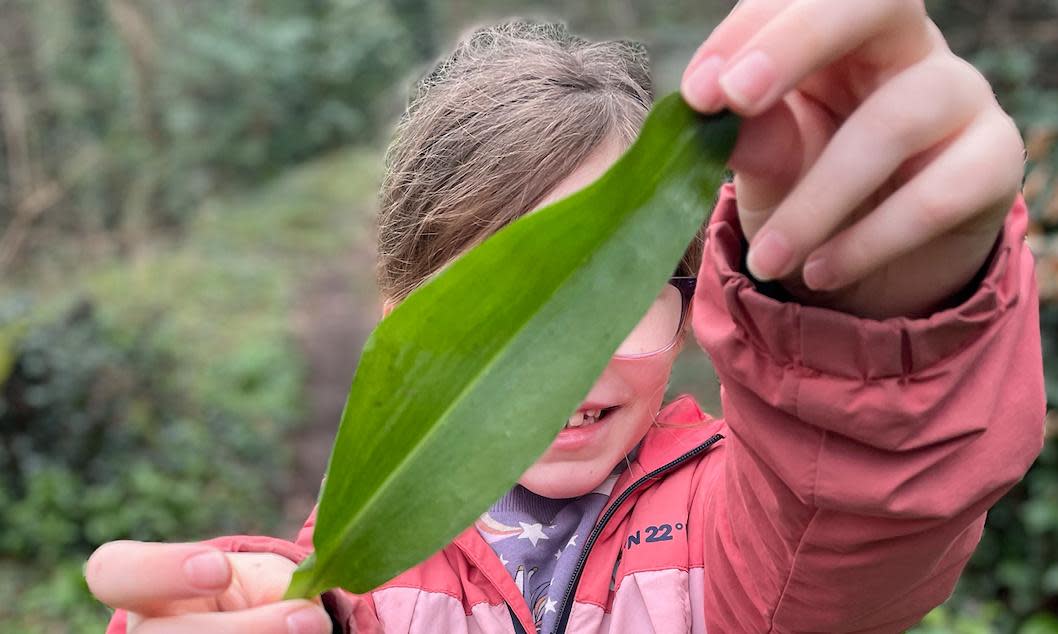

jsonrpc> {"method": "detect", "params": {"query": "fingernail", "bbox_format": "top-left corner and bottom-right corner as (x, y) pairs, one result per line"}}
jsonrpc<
(802, 256), (835, 290)
(747, 230), (793, 281)
(681, 56), (726, 112)
(287, 606), (329, 634)
(720, 51), (777, 112)
(183, 551), (229, 590)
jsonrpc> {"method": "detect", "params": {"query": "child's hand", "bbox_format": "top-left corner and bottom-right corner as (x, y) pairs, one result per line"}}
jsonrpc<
(85, 540), (332, 633)
(681, 0), (1025, 319)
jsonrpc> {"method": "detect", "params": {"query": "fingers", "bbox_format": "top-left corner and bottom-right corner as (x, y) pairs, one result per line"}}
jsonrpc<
(86, 541), (232, 613)
(682, 0), (787, 110)
(129, 600), (331, 634)
(800, 108), (1024, 292)
(729, 92), (838, 240)
(225, 552), (302, 608)
(683, 0), (935, 115)
(745, 54), (991, 281)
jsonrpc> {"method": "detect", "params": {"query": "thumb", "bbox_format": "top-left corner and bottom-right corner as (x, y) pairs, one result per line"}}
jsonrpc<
(225, 552), (312, 608)
(729, 93), (836, 241)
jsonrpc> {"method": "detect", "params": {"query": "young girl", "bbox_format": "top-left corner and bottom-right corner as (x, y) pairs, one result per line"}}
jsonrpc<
(88, 2), (1044, 633)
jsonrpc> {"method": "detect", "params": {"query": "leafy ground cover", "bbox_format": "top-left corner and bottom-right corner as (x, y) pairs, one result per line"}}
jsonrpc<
(0, 147), (380, 633)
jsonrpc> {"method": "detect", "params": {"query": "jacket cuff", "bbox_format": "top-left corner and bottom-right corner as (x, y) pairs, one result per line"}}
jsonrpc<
(699, 183), (1026, 380)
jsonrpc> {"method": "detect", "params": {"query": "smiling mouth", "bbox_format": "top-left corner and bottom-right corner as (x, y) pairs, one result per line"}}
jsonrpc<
(564, 406), (620, 429)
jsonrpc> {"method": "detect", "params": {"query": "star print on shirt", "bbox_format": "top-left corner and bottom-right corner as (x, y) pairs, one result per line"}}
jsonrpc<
(518, 522), (549, 547)
(566, 534), (578, 548)
(544, 598), (558, 614)
(499, 553), (509, 567)
(554, 548), (562, 560)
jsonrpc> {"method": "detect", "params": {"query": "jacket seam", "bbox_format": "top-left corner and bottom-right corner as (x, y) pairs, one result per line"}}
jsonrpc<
(371, 584), (466, 606)
(580, 563), (712, 611)
(570, 597), (609, 611)
(465, 598), (511, 616)
(767, 509), (821, 633)
(611, 563), (691, 594)
(767, 412), (826, 632)
(373, 585), (517, 620)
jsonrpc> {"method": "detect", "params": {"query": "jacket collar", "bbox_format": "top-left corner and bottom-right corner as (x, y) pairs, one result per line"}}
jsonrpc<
(619, 394), (720, 480)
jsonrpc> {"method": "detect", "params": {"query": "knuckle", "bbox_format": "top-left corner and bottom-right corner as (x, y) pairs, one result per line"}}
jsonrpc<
(981, 110), (1026, 191)
(904, 0), (927, 14)
(997, 112), (1027, 162)
(859, 102), (919, 155)
(910, 183), (953, 231)
(948, 55), (994, 103)
(837, 229), (875, 278)
(781, 5), (828, 57)
(885, 0), (927, 27)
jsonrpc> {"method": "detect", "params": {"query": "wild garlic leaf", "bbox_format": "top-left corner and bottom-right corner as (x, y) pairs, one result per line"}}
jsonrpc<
(285, 93), (738, 598)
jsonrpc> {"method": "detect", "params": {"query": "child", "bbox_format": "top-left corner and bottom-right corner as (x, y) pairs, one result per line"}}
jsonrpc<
(87, 3), (1044, 633)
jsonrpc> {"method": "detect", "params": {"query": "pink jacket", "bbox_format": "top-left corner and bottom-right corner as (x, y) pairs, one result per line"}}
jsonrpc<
(107, 185), (1045, 633)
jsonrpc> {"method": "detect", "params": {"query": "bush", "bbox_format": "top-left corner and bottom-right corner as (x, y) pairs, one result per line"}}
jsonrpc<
(0, 0), (417, 265)
(0, 298), (296, 565)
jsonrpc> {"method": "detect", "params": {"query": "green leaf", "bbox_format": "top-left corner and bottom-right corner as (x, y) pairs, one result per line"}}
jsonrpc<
(1020, 613), (1058, 634)
(285, 93), (738, 598)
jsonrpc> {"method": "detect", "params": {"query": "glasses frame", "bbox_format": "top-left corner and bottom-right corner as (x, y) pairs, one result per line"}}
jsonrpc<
(612, 276), (697, 360)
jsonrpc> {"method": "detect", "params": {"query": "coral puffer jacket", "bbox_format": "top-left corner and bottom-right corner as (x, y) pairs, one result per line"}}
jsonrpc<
(107, 185), (1046, 633)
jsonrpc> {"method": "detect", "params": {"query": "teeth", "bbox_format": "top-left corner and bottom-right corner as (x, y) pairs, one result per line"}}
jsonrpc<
(565, 408), (603, 429)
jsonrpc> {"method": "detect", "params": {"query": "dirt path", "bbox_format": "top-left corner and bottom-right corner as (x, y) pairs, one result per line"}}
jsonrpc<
(282, 239), (379, 536)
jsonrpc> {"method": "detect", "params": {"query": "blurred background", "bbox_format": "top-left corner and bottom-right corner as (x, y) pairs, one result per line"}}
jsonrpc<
(0, 1), (1055, 632)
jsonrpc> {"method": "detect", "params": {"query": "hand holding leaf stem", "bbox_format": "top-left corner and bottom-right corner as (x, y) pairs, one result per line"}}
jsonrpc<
(682, 0), (1025, 319)
(85, 540), (331, 634)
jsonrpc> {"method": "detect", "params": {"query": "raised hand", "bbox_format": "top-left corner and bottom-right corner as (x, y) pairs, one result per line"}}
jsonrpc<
(682, 0), (1025, 319)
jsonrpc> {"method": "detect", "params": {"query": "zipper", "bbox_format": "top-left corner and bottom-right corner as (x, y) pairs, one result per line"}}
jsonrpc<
(507, 603), (529, 634)
(552, 433), (724, 633)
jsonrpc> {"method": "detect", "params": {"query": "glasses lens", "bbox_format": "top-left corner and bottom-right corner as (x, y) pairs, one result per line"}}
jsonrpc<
(615, 284), (684, 357)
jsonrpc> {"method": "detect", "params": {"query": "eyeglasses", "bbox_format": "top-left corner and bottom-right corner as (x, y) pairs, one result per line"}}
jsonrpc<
(613, 276), (696, 359)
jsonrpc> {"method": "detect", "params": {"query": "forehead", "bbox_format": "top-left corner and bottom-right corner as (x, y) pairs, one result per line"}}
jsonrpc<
(531, 137), (627, 212)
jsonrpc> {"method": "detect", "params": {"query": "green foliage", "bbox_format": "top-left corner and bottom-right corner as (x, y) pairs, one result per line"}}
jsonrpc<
(0, 560), (110, 634)
(0, 146), (376, 632)
(0, 298), (294, 563)
(152, 0), (411, 181)
(0, 0), (413, 262)
(288, 97), (738, 597)
(913, 3), (1058, 630)
(917, 440), (1058, 633)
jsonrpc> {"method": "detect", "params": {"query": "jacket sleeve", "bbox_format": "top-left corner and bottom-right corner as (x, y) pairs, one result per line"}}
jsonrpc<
(692, 184), (1046, 633)
(103, 510), (381, 634)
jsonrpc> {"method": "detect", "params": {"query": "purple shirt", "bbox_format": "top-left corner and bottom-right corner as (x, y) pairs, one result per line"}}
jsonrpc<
(474, 472), (622, 633)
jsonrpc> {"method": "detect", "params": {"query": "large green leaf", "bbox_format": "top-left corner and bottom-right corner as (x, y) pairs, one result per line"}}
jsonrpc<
(285, 93), (738, 598)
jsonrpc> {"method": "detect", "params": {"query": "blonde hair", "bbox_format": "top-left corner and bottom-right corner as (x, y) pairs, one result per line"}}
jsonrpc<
(376, 21), (706, 302)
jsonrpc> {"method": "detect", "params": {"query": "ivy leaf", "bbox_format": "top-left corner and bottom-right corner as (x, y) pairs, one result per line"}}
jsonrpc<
(285, 93), (738, 598)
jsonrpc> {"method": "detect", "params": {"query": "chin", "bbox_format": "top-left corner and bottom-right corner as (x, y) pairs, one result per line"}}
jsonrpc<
(517, 459), (614, 499)
(517, 406), (650, 499)
(515, 352), (674, 499)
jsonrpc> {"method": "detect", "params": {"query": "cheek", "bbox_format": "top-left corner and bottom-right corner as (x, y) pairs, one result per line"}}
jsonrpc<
(607, 351), (680, 454)
(610, 352), (677, 413)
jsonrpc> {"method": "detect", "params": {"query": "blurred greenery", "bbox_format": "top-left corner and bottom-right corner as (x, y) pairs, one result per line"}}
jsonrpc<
(0, 0), (1056, 632)
(0, 146), (379, 632)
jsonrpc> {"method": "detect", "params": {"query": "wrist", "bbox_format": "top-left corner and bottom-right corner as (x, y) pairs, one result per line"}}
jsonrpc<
(741, 230), (1004, 320)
